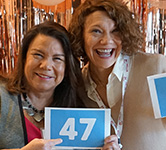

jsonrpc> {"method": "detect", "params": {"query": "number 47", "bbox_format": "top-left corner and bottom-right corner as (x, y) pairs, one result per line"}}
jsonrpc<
(59, 118), (96, 141)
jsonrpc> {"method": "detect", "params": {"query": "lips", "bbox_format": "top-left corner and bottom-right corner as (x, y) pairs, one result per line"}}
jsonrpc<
(96, 49), (114, 57)
(36, 73), (54, 79)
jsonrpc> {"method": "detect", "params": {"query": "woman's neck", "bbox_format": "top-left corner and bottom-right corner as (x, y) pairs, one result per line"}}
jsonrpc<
(89, 63), (114, 86)
(26, 91), (54, 110)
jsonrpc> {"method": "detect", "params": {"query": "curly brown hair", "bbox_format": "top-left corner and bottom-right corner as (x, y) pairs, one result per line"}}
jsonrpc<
(68, 0), (144, 63)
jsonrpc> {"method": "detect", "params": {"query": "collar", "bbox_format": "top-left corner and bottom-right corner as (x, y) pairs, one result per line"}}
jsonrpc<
(82, 53), (125, 94)
(108, 53), (124, 83)
(82, 63), (95, 92)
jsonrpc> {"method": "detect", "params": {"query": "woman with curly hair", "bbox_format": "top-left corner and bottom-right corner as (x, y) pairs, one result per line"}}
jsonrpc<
(68, 0), (166, 149)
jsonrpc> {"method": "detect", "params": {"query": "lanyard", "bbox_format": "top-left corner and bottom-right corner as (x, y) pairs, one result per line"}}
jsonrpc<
(93, 55), (129, 148)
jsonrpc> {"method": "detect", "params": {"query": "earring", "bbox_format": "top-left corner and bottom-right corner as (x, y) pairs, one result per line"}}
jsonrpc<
(80, 56), (84, 69)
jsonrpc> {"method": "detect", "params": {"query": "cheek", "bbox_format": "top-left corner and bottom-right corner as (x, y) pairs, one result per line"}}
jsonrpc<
(24, 61), (33, 74)
(84, 32), (97, 53)
(84, 38), (94, 55)
(24, 65), (33, 83)
(24, 62), (29, 78)
(24, 59), (37, 80)
(53, 64), (65, 78)
(116, 45), (122, 57)
(115, 38), (122, 51)
(114, 36), (122, 45)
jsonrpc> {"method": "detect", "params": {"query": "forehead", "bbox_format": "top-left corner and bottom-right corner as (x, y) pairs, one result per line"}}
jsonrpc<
(31, 34), (58, 44)
(84, 11), (115, 27)
(28, 34), (64, 53)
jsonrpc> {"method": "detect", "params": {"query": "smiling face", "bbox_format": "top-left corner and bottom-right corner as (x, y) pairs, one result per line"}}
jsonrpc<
(84, 11), (122, 71)
(24, 34), (65, 94)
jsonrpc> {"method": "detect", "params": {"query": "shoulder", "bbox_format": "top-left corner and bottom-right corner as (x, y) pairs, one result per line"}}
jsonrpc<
(0, 83), (8, 96)
(133, 50), (166, 65)
(0, 83), (24, 148)
(0, 83), (10, 97)
(132, 51), (166, 73)
(134, 50), (166, 60)
(0, 83), (19, 106)
(0, 83), (20, 126)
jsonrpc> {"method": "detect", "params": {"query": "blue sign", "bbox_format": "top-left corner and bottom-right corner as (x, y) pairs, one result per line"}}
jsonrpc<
(44, 108), (110, 149)
(147, 73), (166, 119)
(154, 77), (166, 117)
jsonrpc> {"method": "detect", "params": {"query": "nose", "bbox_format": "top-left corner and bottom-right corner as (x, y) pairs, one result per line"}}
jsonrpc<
(40, 58), (53, 71)
(100, 33), (114, 45)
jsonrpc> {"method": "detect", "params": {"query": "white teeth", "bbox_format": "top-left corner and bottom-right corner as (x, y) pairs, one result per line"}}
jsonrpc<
(100, 54), (111, 57)
(97, 49), (113, 53)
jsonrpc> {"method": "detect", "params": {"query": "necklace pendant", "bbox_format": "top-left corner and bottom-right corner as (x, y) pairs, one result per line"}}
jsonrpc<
(21, 93), (44, 122)
(26, 108), (35, 116)
(33, 113), (44, 122)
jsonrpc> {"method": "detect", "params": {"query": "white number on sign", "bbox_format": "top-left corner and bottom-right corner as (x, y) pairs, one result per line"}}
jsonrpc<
(59, 118), (96, 141)
(80, 118), (96, 141)
(59, 118), (78, 140)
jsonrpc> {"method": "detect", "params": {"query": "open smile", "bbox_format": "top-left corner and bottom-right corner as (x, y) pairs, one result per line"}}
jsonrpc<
(96, 49), (115, 58)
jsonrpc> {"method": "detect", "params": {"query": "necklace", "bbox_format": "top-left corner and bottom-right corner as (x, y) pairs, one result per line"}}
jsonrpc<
(21, 93), (44, 122)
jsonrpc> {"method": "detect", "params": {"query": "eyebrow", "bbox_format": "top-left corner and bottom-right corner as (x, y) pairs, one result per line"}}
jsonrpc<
(90, 24), (101, 28)
(90, 24), (116, 30)
(53, 54), (65, 57)
(31, 49), (65, 56)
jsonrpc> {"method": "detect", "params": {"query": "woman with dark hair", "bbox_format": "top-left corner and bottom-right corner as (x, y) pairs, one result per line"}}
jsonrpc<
(68, 0), (166, 149)
(0, 21), (84, 149)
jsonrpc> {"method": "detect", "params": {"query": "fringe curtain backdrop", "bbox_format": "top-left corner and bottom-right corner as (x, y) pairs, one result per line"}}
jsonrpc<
(0, 0), (72, 75)
(126, 0), (166, 55)
(0, 0), (166, 75)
